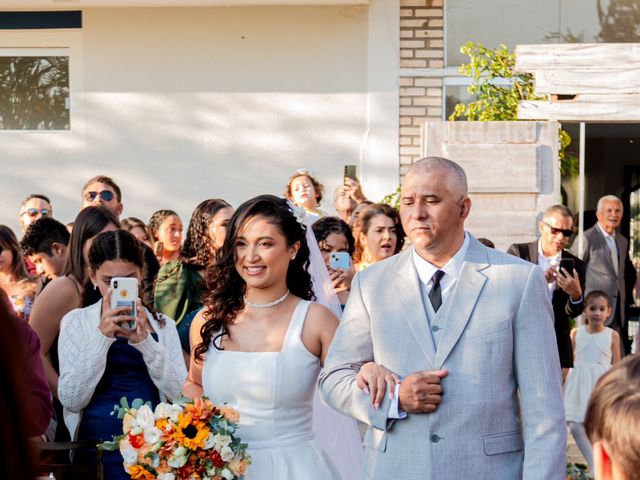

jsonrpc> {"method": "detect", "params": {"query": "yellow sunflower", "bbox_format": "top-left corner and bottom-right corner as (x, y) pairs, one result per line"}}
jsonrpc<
(173, 412), (210, 450)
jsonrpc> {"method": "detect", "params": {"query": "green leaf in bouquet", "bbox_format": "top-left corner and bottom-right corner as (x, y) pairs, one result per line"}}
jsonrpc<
(141, 465), (158, 476)
(120, 396), (130, 409)
(174, 395), (192, 406)
(131, 398), (145, 410)
(97, 440), (118, 451)
(144, 451), (161, 468)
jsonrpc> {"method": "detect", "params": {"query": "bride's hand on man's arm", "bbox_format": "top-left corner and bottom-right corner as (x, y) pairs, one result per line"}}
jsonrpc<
(182, 310), (206, 399)
(356, 362), (400, 410)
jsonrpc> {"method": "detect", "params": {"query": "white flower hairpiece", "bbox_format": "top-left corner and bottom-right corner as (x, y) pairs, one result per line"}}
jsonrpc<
(287, 200), (307, 227)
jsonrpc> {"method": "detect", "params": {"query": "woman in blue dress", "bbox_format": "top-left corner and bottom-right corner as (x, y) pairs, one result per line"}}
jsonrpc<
(58, 230), (187, 479)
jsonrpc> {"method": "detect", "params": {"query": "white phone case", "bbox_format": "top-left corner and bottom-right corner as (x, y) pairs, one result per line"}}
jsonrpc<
(110, 277), (138, 330)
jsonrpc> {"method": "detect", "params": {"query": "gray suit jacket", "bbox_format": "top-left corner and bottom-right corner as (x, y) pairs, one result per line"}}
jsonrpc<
(571, 224), (628, 326)
(319, 236), (566, 479)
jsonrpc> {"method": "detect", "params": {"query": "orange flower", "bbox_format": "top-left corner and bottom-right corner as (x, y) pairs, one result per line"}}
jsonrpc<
(128, 465), (156, 480)
(156, 460), (170, 474)
(185, 397), (216, 421)
(156, 418), (170, 432)
(218, 406), (240, 423)
(173, 413), (210, 450)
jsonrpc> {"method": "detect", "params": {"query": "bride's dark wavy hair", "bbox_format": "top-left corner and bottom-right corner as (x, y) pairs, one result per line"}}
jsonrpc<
(194, 195), (314, 360)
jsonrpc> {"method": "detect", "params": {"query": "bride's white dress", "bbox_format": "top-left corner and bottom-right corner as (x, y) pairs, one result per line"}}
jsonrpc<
(202, 300), (343, 479)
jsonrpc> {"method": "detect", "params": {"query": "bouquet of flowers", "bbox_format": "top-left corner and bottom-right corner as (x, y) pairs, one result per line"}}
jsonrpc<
(99, 396), (251, 480)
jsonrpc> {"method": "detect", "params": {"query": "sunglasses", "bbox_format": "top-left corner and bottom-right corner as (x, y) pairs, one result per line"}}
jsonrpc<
(84, 190), (115, 202)
(542, 221), (574, 238)
(22, 208), (51, 218)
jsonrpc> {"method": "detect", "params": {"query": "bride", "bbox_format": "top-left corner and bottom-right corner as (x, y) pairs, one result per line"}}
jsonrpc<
(183, 195), (395, 479)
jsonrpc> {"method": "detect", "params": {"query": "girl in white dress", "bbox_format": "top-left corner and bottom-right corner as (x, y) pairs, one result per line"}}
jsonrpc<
(183, 195), (396, 480)
(564, 290), (621, 473)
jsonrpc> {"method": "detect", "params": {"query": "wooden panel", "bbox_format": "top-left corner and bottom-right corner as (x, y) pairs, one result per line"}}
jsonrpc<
(466, 212), (539, 238)
(519, 94), (640, 121)
(469, 193), (538, 212)
(515, 43), (640, 71)
(447, 121), (537, 144)
(533, 69), (640, 95)
(444, 144), (540, 192)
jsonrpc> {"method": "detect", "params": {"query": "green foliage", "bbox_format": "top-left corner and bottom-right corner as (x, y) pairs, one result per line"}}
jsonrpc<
(449, 43), (539, 121)
(0, 56), (69, 130)
(559, 128), (579, 177)
(449, 42), (578, 177)
(567, 461), (589, 479)
(382, 186), (401, 209)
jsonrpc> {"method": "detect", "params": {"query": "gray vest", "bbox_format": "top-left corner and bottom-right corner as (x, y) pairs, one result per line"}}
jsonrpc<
(420, 282), (445, 351)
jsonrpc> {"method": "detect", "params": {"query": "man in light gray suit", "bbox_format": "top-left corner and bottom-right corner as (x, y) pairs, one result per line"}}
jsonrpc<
(319, 157), (566, 479)
(571, 195), (629, 354)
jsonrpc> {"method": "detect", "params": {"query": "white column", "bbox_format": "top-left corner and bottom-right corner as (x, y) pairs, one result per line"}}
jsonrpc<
(362, 0), (400, 201)
(578, 122), (586, 255)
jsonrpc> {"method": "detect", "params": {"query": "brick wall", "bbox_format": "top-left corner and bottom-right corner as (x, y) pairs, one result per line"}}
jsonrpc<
(399, 0), (445, 176)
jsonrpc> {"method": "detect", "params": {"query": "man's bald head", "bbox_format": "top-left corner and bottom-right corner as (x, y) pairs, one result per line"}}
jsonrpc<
(405, 157), (468, 200)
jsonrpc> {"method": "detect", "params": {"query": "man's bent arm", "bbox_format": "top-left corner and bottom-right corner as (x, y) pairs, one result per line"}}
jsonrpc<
(515, 265), (567, 479)
(318, 273), (393, 431)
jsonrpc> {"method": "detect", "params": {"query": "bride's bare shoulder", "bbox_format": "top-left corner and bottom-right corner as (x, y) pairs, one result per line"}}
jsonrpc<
(305, 302), (339, 330)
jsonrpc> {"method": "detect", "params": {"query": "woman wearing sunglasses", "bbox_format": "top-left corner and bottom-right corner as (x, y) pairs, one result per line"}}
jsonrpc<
(0, 226), (37, 321)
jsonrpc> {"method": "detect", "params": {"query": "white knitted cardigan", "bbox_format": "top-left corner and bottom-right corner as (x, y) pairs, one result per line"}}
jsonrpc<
(57, 299), (187, 437)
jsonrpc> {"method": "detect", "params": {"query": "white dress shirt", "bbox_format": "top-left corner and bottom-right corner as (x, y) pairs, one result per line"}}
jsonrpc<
(597, 222), (619, 274)
(389, 233), (469, 419)
(537, 240), (561, 302)
(412, 233), (470, 308)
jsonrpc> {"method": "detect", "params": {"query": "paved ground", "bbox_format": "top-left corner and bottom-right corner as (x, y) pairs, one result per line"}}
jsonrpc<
(567, 426), (589, 467)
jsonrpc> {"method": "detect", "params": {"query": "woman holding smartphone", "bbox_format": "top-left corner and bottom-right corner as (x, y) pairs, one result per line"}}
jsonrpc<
(312, 216), (355, 308)
(29, 206), (119, 441)
(58, 230), (186, 479)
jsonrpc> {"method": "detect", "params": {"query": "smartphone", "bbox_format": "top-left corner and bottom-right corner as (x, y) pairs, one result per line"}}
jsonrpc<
(110, 277), (138, 330)
(559, 258), (575, 274)
(344, 165), (357, 183)
(329, 251), (351, 270)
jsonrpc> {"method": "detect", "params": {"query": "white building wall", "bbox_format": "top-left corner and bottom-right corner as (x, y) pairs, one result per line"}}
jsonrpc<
(0, 4), (399, 230)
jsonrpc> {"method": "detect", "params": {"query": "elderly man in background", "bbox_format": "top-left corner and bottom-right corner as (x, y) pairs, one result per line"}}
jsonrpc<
(508, 205), (585, 379)
(572, 195), (630, 354)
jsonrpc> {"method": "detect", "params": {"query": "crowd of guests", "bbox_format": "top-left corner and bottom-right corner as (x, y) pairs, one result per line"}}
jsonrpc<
(1, 167), (639, 479)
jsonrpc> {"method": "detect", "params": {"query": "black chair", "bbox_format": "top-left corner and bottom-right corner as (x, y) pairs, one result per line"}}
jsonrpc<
(34, 440), (103, 480)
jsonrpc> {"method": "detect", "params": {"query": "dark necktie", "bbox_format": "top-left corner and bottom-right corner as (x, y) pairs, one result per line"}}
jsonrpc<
(429, 270), (445, 313)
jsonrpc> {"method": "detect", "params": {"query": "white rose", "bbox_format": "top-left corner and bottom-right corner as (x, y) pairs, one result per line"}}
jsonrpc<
(168, 454), (188, 468)
(119, 438), (138, 466)
(214, 434), (232, 449)
(174, 446), (187, 457)
(220, 446), (235, 462)
(220, 468), (234, 480)
(144, 426), (162, 445)
(170, 404), (183, 422)
(204, 432), (216, 450)
(157, 474), (175, 480)
(154, 402), (174, 419)
(136, 405), (155, 429)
